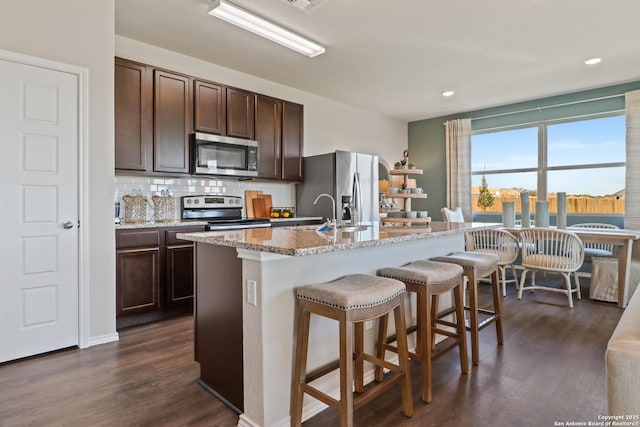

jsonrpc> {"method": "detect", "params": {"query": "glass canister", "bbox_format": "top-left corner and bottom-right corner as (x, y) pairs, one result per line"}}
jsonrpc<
(122, 192), (147, 224)
(152, 191), (175, 222)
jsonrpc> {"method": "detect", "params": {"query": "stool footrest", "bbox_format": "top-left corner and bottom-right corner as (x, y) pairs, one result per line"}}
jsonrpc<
(437, 306), (500, 332)
(305, 359), (341, 384)
(361, 353), (402, 373)
(432, 338), (463, 361)
(353, 371), (405, 411)
(303, 384), (339, 410)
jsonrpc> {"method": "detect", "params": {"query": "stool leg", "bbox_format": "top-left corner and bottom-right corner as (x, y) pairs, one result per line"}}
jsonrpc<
(466, 269), (480, 365)
(393, 299), (414, 417)
(354, 321), (364, 393)
(375, 313), (389, 382)
(291, 302), (311, 427)
(429, 294), (438, 351)
(499, 265), (507, 297)
(490, 269), (504, 345)
(453, 279), (469, 374)
(339, 312), (355, 427)
(416, 288), (431, 403)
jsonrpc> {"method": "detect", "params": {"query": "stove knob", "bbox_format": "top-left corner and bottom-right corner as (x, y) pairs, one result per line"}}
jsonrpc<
(194, 199), (200, 204)
(186, 199), (192, 205)
(235, 199), (241, 204)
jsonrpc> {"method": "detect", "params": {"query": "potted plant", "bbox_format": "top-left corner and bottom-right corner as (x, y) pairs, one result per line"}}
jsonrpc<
(400, 183), (409, 193)
(394, 161), (402, 169)
(398, 159), (408, 169)
(408, 162), (416, 169)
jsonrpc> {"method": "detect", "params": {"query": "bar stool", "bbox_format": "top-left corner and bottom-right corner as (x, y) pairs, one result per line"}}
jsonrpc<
(431, 252), (503, 365)
(377, 260), (469, 403)
(291, 274), (413, 427)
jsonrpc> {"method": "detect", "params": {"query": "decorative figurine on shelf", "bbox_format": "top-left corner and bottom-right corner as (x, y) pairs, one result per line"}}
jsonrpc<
(396, 150), (410, 169)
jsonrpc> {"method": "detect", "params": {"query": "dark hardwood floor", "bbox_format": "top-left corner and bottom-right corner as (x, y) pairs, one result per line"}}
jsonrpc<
(0, 276), (622, 427)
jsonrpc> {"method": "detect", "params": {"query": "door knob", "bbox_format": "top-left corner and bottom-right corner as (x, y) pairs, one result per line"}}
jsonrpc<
(62, 221), (75, 229)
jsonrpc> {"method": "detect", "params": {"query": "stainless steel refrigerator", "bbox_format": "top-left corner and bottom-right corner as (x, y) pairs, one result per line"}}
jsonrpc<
(296, 150), (379, 226)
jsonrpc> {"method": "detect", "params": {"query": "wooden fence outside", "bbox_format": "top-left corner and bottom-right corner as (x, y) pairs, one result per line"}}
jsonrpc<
(472, 195), (625, 214)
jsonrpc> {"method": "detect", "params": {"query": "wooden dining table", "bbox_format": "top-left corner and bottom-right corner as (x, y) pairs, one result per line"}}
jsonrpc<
(504, 226), (640, 308)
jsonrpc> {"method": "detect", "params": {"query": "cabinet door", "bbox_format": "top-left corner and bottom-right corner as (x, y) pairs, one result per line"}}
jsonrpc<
(116, 248), (160, 316)
(282, 101), (304, 182)
(154, 70), (191, 173)
(115, 58), (152, 171)
(226, 87), (255, 140)
(194, 80), (226, 135)
(166, 244), (195, 305)
(255, 94), (282, 179)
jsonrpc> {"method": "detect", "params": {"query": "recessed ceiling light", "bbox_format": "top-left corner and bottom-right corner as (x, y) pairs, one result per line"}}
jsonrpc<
(208, 0), (325, 58)
(584, 57), (602, 65)
(442, 90), (455, 97)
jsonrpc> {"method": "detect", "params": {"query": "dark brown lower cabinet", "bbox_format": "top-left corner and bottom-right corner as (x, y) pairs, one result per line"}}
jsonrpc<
(116, 248), (160, 316)
(116, 226), (204, 330)
(194, 242), (244, 414)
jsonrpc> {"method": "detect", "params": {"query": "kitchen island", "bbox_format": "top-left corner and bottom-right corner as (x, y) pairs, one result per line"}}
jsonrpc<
(178, 221), (499, 427)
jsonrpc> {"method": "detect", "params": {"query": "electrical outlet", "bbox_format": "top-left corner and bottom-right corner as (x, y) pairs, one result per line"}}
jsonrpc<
(247, 280), (257, 306)
(365, 320), (374, 330)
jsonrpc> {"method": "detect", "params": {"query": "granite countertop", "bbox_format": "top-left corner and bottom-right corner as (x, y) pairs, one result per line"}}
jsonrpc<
(115, 216), (324, 230)
(177, 221), (501, 257)
(115, 220), (209, 230)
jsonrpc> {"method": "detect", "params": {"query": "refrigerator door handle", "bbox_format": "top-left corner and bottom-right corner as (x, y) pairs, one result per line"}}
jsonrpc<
(352, 172), (362, 225)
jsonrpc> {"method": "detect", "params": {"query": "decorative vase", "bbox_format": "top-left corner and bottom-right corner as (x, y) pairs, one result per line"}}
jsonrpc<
(502, 201), (515, 227)
(557, 192), (567, 229)
(535, 200), (549, 227)
(521, 192), (530, 227)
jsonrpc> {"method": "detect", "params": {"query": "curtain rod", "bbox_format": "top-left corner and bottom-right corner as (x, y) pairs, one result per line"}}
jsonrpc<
(443, 93), (623, 124)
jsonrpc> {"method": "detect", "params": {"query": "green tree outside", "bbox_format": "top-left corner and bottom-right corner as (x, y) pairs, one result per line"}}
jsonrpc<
(477, 175), (495, 210)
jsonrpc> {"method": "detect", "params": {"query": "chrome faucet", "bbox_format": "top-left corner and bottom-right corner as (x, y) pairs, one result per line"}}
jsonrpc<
(313, 193), (336, 227)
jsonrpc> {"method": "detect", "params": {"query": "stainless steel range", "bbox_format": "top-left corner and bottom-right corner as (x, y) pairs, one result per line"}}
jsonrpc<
(181, 195), (271, 231)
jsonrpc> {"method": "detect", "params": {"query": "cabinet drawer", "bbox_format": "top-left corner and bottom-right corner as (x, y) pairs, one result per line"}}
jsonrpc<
(166, 227), (204, 245)
(116, 229), (161, 249)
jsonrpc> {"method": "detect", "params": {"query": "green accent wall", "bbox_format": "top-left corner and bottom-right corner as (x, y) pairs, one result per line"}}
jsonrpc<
(408, 81), (640, 220)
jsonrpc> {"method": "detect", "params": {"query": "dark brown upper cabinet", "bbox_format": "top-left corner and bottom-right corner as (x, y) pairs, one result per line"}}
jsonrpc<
(115, 58), (152, 172)
(153, 70), (191, 174)
(282, 101), (304, 182)
(226, 87), (255, 140)
(255, 94), (282, 180)
(115, 57), (303, 181)
(194, 80), (226, 135)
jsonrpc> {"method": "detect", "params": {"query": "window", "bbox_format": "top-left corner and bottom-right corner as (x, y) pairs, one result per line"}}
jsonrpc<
(471, 113), (625, 215)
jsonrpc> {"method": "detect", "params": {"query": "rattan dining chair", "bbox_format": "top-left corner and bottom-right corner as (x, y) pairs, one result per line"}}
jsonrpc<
(465, 229), (520, 297)
(568, 223), (619, 284)
(568, 223), (619, 259)
(517, 228), (585, 308)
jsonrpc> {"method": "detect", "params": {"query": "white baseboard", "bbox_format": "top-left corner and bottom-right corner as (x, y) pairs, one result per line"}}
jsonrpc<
(87, 332), (119, 347)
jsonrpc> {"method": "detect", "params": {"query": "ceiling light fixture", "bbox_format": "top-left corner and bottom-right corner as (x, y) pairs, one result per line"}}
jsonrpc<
(208, 0), (325, 58)
(584, 57), (602, 65)
(442, 90), (455, 97)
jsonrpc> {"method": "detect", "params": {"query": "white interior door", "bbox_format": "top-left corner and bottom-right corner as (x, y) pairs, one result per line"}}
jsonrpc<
(0, 59), (79, 363)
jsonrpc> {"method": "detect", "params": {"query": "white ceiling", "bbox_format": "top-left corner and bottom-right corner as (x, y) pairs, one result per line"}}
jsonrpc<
(115, 0), (640, 122)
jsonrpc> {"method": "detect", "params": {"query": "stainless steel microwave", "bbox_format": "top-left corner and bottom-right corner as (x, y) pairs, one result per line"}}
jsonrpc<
(191, 132), (258, 177)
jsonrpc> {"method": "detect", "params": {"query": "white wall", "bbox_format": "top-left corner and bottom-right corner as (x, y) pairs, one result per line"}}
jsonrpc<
(116, 36), (408, 166)
(0, 1), (116, 340)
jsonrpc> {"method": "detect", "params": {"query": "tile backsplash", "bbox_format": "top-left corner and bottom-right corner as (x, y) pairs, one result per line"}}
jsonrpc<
(115, 175), (296, 222)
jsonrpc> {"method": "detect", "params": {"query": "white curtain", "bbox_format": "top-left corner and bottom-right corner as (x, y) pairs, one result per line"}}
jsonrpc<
(444, 119), (472, 221)
(625, 90), (640, 230)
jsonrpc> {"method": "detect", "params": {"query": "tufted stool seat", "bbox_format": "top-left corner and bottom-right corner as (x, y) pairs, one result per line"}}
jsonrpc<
(291, 274), (413, 427)
(431, 251), (503, 365)
(377, 260), (469, 403)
